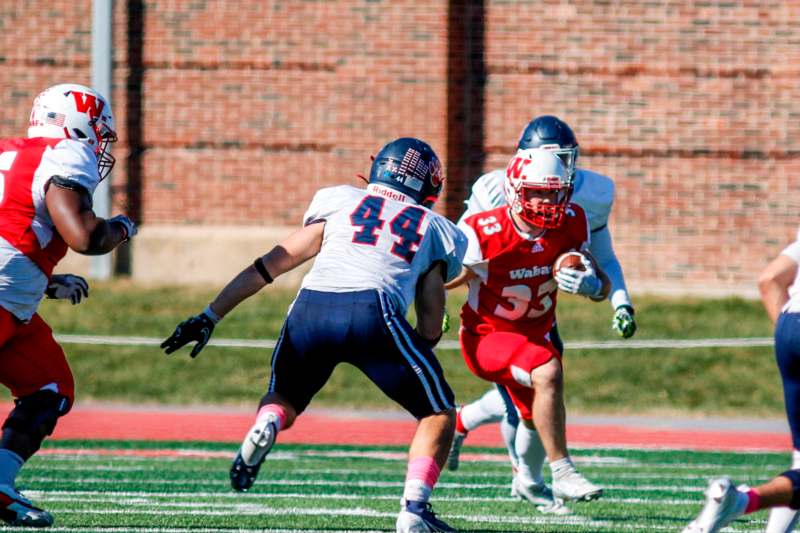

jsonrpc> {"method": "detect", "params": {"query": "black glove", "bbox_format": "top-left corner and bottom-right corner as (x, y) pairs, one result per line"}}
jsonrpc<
(46, 274), (89, 304)
(161, 312), (216, 358)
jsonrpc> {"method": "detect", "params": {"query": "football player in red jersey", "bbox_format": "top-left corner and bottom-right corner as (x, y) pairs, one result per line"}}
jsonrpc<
(456, 148), (609, 512)
(0, 84), (135, 527)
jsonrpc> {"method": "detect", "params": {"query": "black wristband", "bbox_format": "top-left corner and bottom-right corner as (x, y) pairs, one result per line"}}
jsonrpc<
(253, 257), (273, 284)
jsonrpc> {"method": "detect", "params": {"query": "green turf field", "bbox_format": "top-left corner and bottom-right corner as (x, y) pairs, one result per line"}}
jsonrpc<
(11, 439), (785, 532)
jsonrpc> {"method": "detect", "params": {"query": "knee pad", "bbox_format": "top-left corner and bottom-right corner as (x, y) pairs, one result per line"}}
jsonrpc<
(780, 469), (800, 509)
(2, 390), (71, 442)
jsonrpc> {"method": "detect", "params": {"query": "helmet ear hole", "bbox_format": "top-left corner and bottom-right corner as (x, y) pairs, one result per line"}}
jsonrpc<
(71, 128), (88, 139)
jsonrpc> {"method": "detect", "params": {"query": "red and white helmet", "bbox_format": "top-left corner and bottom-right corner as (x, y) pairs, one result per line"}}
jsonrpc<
(27, 83), (117, 180)
(504, 148), (571, 229)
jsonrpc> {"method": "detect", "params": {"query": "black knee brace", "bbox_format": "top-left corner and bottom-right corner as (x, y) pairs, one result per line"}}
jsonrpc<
(780, 469), (800, 509)
(2, 390), (71, 456)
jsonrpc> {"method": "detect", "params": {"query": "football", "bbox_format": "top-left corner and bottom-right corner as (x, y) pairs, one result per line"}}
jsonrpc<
(553, 251), (587, 273)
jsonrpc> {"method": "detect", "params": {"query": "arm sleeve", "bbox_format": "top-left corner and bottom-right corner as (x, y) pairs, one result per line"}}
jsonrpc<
(426, 217), (469, 283)
(589, 225), (632, 309)
(457, 219), (489, 282)
(41, 140), (101, 194)
(781, 239), (800, 265)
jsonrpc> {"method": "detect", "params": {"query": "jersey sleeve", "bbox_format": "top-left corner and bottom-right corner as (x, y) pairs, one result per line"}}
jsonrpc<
(40, 139), (101, 194)
(567, 204), (591, 252)
(459, 170), (506, 223)
(571, 169), (615, 232)
(426, 216), (468, 283)
(781, 227), (800, 264)
(302, 185), (359, 226)
(456, 218), (489, 281)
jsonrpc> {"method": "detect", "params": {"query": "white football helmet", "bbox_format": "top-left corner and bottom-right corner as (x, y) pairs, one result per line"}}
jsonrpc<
(504, 148), (571, 229)
(28, 83), (117, 180)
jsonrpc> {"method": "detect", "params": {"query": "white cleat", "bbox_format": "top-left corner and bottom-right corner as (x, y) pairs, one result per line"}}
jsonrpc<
(552, 469), (603, 502)
(0, 484), (54, 527)
(513, 477), (571, 515)
(230, 413), (279, 492)
(682, 477), (747, 533)
(446, 431), (467, 472)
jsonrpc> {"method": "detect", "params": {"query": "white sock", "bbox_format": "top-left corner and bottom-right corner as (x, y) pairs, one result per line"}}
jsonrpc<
(402, 479), (432, 504)
(0, 449), (23, 486)
(515, 425), (546, 486)
(500, 415), (519, 468)
(550, 456), (576, 480)
(460, 388), (506, 432)
(765, 449), (800, 533)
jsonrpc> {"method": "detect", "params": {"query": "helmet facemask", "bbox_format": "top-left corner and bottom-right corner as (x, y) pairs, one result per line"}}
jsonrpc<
(514, 180), (572, 229)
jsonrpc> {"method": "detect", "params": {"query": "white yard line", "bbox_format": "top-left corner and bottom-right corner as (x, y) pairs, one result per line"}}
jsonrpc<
(55, 333), (774, 351)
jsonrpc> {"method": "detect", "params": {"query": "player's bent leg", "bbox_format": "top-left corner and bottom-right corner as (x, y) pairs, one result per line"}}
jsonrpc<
(767, 450), (800, 532)
(0, 390), (70, 528)
(448, 385), (513, 472)
(230, 394), (296, 492)
(1, 390), (71, 461)
(398, 409), (456, 533)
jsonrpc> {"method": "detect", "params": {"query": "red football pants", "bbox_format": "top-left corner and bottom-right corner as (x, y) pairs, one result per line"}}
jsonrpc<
(460, 327), (560, 421)
(0, 307), (74, 403)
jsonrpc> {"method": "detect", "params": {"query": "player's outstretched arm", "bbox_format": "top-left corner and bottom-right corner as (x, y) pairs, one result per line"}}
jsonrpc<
(758, 254), (798, 324)
(415, 262), (447, 346)
(46, 183), (135, 255)
(162, 222), (325, 358)
(589, 226), (637, 337)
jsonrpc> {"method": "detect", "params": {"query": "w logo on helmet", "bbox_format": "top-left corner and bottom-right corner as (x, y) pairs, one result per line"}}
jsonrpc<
(506, 156), (531, 180)
(70, 91), (105, 119)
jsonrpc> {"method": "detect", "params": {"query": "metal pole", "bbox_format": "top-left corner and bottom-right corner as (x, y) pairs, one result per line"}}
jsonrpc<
(90, 0), (113, 279)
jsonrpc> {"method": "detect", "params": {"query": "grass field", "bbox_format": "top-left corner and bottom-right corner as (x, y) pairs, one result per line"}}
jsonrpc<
(30, 282), (783, 416)
(12, 439), (787, 532)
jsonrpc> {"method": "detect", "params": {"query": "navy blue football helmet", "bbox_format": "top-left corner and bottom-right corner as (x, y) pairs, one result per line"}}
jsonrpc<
(368, 138), (443, 208)
(517, 115), (579, 179)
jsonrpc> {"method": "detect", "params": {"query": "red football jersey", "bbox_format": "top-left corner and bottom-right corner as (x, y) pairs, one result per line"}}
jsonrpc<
(459, 204), (590, 339)
(0, 137), (100, 320)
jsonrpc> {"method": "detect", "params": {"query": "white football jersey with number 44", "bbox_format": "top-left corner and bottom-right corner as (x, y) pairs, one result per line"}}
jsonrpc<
(300, 184), (467, 315)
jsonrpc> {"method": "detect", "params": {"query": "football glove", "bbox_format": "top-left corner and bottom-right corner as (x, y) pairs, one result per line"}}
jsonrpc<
(45, 274), (89, 305)
(555, 256), (603, 298)
(108, 214), (138, 241)
(161, 312), (217, 358)
(612, 305), (637, 338)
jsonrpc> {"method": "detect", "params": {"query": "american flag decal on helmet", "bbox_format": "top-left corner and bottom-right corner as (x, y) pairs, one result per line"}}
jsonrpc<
(45, 112), (66, 127)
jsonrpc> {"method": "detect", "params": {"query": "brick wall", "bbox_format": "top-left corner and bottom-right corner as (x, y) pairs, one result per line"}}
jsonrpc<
(1, 1), (798, 292)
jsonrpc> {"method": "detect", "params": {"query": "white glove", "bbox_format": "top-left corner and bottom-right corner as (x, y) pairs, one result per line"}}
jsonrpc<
(46, 274), (89, 305)
(555, 256), (603, 298)
(108, 215), (137, 240)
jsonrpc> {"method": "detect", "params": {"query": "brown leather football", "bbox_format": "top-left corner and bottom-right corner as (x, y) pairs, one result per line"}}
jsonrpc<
(553, 251), (587, 273)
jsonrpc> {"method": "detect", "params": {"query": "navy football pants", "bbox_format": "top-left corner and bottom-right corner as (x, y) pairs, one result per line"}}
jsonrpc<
(776, 312), (800, 450)
(268, 289), (454, 420)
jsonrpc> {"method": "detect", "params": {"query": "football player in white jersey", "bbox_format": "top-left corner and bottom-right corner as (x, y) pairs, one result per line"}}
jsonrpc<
(162, 138), (467, 533)
(0, 83), (136, 527)
(445, 116), (636, 502)
(682, 229), (800, 533)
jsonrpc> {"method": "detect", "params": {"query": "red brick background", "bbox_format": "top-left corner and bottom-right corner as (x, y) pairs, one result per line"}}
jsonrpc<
(1, 1), (798, 291)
